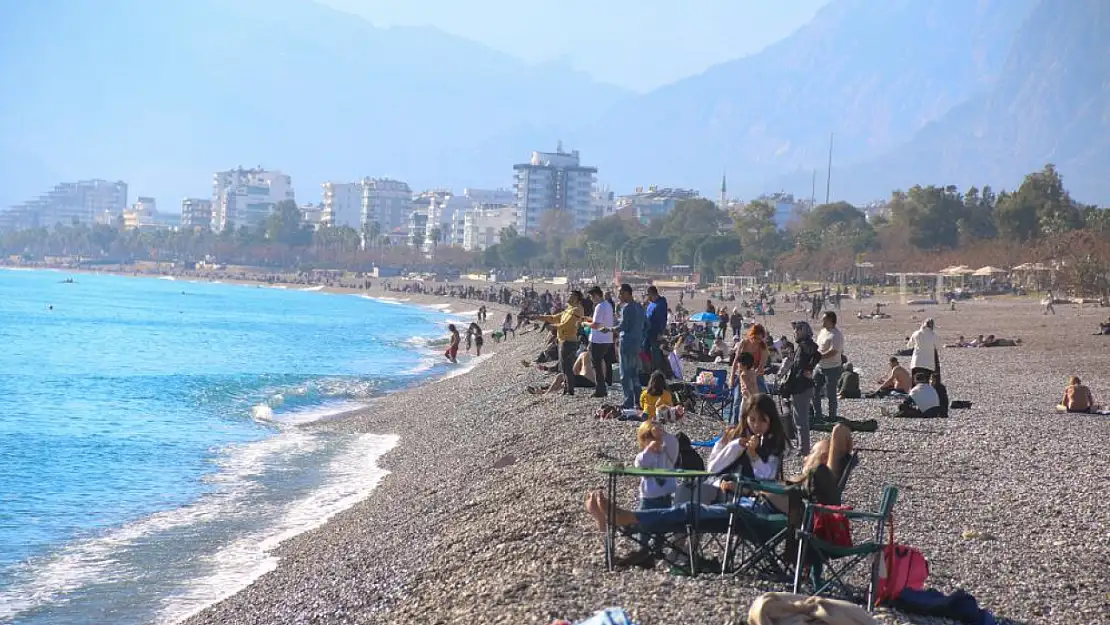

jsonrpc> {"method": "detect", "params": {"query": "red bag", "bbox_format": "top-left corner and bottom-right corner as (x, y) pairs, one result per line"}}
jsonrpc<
(813, 505), (853, 547)
(877, 516), (929, 604)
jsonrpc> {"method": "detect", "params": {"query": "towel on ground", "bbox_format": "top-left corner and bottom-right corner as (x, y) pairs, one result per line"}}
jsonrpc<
(748, 592), (878, 625)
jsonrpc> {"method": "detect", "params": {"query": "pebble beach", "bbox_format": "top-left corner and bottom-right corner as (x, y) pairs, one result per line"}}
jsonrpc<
(182, 293), (1110, 625)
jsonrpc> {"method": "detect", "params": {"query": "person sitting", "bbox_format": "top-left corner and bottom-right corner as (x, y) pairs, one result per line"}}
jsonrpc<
(865, 357), (911, 398)
(586, 400), (846, 539)
(887, 372), (942, 418)
(1059, 376), (1095, 413)
(837, 363), (861, 399)
(1096, 317), (1110, 336)
(640, 371), (675, 419)
(709, 336), (729, 361)
(526, 350), (596, 394)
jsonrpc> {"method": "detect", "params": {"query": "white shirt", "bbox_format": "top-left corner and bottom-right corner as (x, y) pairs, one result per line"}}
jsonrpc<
(589, 300), (615, 344)
(909, 383), (940, 412)
(668, 351), (683, 379)
(635, 431), (679, 499)
(706, 437), (779, 486)
(908, 327), (938, 371)
(816, 326), (845, 370)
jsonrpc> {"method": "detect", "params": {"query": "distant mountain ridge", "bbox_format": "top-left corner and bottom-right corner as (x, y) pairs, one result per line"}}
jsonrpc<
(573, 0), (1040, 199)
(0, 0), (629, 209)
(827, 0), (1110, 204)
(2, 0), (1106, 214)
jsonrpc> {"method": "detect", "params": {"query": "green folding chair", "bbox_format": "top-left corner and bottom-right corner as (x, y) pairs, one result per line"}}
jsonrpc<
(792, 484), (899, 610)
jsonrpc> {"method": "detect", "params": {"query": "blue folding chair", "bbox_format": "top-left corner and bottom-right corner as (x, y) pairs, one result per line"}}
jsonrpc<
(692, 367), (732, 421)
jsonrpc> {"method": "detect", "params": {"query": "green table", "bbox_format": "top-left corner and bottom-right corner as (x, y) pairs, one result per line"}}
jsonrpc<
(597, 465), (791, 576)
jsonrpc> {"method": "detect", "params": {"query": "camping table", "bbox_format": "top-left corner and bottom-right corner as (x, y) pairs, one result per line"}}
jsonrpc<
(596, 465), (713, 573)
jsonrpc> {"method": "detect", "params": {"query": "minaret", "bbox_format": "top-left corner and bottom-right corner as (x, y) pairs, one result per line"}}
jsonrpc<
(719, 171), (727, 210)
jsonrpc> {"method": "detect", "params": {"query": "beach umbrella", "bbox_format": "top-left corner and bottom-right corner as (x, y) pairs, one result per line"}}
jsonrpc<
(689, 311), (720, 323)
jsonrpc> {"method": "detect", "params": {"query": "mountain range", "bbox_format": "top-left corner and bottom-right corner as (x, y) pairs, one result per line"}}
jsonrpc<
(1, 0), (1106, 213)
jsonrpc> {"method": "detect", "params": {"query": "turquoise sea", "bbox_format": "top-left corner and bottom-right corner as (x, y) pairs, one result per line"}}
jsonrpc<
(0, 269), (468, 624)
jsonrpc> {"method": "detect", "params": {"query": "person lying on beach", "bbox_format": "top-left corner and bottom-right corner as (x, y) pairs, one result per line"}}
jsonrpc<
(1058, 376), (1095, 413)
(865, 357), (911, 398)
(945, 335), (972, 348)
(979, 334), (1021, 347)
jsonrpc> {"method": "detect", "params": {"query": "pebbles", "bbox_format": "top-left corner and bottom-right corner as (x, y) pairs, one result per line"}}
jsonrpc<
(184, 297), (1110, 625)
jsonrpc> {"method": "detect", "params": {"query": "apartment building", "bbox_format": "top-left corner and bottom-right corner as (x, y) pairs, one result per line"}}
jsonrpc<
(321, 182), (362, 229)
(512, 145), (597, 236)
(616, 186), (700, 224)
(462, 203), (516, 251)
(211, 168), (294, 231)
(181, 198), (213, 231)
(360, 178), (412, 235)
(0, 179), (128, 230)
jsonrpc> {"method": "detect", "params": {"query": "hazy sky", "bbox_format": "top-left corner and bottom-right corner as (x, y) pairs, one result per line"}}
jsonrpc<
(319, 0), (830, 92)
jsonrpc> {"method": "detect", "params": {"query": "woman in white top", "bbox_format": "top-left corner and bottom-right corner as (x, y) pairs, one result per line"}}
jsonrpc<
(705, 394), (786, 497)
(907, 318), (939, 377)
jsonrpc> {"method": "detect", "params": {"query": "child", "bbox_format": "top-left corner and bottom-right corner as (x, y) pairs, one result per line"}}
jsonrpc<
(730, 352), (758, 426)
(630, 417), (678, 561)
(706, 393), (787, 499)
(444, 324), (460, 363)
(639, 371), (674, 419)
(1060, 376), (1094, 413)
(502, 313), (515, 339)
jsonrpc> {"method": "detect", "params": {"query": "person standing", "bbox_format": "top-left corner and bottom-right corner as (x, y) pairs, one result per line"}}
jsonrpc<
(614, 284), (646, 409)
(586, 286), (615, 398)
(1043, 291), (1056, 315)
(644, 286), (669, 375)
(535, 290), (586, 396)
(785, 321), (821, 455)
(907, 318), (939, 379)
(812, 311), (845, 422)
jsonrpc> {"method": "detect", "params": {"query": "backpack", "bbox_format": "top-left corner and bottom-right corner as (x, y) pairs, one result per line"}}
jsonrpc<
(877, 517), (929, 604)
(813, 505), (853, 548)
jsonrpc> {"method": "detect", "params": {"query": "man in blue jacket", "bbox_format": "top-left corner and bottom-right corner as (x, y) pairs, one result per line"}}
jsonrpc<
(644, 285), (668, 375)
(614, 283), (645, 409)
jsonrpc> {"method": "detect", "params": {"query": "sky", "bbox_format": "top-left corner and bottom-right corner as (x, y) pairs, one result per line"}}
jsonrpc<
(319, 0), (830, 92)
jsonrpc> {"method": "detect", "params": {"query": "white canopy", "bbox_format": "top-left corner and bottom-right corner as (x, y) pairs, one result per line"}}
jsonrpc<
(939, 265), (975, 276)
(972, 266), (1007, 276)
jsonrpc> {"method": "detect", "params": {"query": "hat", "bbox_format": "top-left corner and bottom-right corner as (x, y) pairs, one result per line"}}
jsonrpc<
(925, 318), (935, 328)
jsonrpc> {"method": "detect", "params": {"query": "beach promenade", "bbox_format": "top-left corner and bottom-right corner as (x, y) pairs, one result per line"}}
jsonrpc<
(168, 291), (1108, 624)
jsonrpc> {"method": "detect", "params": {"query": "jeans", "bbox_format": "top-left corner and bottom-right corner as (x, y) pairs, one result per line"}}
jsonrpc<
(791, 386), (815, 455)
(645, 337), (666, 375)
(632, 502), (730, 533)
(637, 494), (673, 550)
(813, 366), (842, 420)
(619, 344), (643, 409)
(559, 340), (579, 395)
(729, 383), (743, 426)
(589, 342), (613, 394)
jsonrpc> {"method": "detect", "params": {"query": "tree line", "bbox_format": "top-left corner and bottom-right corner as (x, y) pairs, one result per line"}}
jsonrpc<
(2, 165), (1108, 290)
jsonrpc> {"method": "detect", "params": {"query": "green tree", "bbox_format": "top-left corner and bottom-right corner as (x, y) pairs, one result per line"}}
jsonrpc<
(266, 200), (310, 246)
(995, 165), (1081, 241)
(733, 200), (782, 259)
(658, 198), (726, 238)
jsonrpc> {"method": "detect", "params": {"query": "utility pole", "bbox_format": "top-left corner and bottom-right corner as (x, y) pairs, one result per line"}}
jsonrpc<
(825, 132), (834, 205)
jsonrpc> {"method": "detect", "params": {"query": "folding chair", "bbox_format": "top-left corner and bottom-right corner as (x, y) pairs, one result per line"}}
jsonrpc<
(691, 367), (732, 421)
(597, 465), (714, 576)
(793, 485), (900, 610)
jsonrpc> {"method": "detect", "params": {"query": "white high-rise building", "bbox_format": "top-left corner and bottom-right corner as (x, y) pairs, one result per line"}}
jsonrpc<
(462, 203), (516, 252)
(428, 188), (514, 248)
(592, 184), (615, 218)
(512, 145), (597, 236)
(211, 168), (294, 231)
(1, 179), (128, 231)
(360, 178), (412, 236)
(321, 182), (362, 228)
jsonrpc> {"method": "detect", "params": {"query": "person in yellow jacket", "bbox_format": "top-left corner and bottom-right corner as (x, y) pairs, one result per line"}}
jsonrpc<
(640, 371), (675, 418)
(535, 290), (586, 395)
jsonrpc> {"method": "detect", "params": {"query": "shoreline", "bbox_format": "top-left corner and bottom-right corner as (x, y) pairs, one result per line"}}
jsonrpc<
(0, 267), (509, 624)
(182, 296), (1110, 625)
